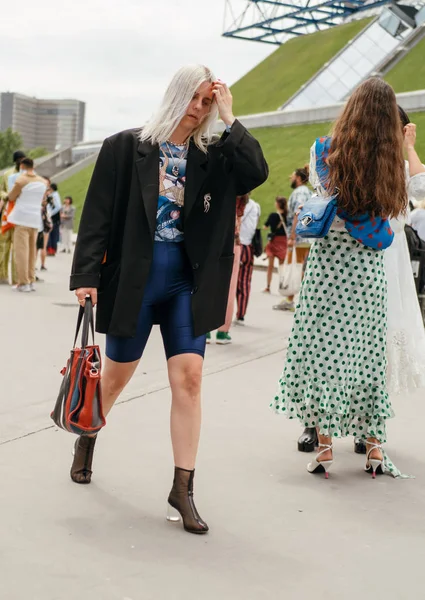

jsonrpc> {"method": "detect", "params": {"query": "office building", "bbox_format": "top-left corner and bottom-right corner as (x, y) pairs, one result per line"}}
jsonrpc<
(0, 92), (85, 151)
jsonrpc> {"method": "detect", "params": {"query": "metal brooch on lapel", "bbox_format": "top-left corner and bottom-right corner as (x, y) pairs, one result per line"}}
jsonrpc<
(204, 193), (211, 213)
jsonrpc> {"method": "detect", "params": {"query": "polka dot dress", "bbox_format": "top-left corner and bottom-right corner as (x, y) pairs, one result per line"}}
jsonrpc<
(271, 232), (394, 443)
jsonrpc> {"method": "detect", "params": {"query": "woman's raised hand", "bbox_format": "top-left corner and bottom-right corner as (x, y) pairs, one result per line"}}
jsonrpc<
(212, 80), (235, 128)
(404, 123), (417, 149)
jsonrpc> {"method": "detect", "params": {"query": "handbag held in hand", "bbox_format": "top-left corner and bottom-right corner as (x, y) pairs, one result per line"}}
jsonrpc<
(51, 298), (105, 435)
(252, 228), (263, 257)
(279, 246), (303, 298)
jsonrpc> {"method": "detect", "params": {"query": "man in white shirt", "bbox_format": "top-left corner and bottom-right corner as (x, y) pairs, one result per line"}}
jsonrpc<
(274, 167), (312, 311)
(7, 158), (47, 292)
(235, 196), (261, 324)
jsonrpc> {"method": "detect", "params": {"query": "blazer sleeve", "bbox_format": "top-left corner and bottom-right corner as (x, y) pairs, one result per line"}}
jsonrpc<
(70, 139), (116, 290)
(216, 120), (268, 195)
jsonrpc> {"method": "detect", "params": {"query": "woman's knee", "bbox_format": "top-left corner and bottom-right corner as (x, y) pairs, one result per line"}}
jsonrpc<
(102, 358), (138, 396)
(182, 369), (202, 398)
(169, 356), (203, 401)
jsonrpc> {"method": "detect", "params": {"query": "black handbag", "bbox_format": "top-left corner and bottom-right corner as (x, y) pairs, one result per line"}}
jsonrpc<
(252, 228), (263, 257)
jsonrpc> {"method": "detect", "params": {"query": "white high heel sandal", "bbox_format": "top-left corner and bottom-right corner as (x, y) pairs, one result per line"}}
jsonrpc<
(307, 443), (333, 479)
(365, 443), (384, 478)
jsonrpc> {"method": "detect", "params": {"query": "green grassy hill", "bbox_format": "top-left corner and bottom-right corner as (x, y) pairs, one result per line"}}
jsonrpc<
(231, 18), (372, 116)
(231, 17), (425, 117)
(58, 163), (95, 230)
(385, 37), (425, 93)
(60, 112), (425, 232)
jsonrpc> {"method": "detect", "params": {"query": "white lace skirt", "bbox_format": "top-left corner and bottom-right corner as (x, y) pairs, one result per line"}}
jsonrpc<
(385, 230), (425, 395)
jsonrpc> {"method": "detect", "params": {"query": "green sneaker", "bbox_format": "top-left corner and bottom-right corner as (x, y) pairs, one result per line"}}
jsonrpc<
(216, 331), (232, 345)
(206, 332), (211, 344)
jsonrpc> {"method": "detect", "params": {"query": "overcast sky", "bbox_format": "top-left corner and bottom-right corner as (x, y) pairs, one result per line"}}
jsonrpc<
(0, 0), (272, 141)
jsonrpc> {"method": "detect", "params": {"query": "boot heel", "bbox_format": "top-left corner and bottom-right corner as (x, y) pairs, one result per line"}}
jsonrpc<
(298, 427), (318, 453)
(167, 468), (209, 534)
(166, 504), (181, 523)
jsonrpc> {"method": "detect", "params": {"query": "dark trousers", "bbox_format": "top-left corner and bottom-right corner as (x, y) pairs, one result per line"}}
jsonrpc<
(236, 244), (254, 320)
(47, 221), (60, 253)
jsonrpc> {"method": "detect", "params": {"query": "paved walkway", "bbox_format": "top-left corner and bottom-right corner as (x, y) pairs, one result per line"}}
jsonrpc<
(0, 253), (424, 600)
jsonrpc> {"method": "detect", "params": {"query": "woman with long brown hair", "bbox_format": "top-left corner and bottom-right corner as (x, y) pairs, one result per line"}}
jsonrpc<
(271, 78), (407, 478)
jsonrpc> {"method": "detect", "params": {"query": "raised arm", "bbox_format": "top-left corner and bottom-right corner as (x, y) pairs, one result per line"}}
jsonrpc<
(217, 120), (269, 195)
(404, 123), (425, 200)
(70, 139), (116, 292)
(404, 123), (425, 177)
(212, 81), (268, 195)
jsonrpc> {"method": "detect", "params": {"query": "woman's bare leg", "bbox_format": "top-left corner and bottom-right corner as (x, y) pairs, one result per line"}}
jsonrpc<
(167, 354), (203, 470)
(101, 356), (140, 417)
(266, 256), (274, 290)
(70, 356), (140, 483)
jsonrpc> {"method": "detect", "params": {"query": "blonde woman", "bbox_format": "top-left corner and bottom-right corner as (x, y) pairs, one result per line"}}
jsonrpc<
(69, 65), (268, 534)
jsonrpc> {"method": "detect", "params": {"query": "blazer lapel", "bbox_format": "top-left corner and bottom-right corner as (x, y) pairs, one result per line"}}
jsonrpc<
(136, 140), (159, 240)
(185, 142), (208, 222)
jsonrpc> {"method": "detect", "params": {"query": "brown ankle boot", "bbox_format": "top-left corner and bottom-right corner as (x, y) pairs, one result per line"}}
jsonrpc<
(70, 435), (97, 484)
(167, 467), (209, 534)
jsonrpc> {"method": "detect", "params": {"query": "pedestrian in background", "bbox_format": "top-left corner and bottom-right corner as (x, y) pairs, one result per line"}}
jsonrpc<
(263, 196), (288, 292)
(60, 196), (75, 253)
(235, 193), (260, 325)
(275, 166), (312, 311)
(0, 150), (25, 284)
(47, 182), (61, 255)
(37, 195), (53, 271)
(7, 158), (47, 292)
(212, 194), (249, 344)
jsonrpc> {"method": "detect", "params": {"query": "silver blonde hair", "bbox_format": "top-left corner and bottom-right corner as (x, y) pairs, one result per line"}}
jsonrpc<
(139, 65), (219, 153)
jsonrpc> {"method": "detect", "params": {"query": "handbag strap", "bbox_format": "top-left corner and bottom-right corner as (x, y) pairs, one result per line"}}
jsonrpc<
(277, 213), (288, 236)
(289, 245), (297, 264)
(315, 137), (332, 192)
(73, 298), (95, 349)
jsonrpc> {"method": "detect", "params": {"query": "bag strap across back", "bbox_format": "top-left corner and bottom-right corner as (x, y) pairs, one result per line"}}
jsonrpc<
(277, 213), (288, 236)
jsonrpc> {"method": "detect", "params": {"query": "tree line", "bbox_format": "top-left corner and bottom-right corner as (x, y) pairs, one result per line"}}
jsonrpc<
(0, 128), (49, 170)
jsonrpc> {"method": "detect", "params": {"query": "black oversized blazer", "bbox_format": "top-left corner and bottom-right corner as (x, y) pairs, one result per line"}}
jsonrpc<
(70, 120), (268, 338)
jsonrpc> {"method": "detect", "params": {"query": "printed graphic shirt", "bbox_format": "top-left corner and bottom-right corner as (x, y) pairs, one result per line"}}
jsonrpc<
(155, 142), (187, 243)
(287, 184), (312, 244)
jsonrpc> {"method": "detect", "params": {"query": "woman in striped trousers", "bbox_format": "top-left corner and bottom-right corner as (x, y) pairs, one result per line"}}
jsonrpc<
(235, 196), (261, 325)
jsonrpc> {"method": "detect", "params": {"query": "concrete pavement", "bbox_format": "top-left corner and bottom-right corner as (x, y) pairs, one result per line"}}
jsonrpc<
(0, 252), (424, 600)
